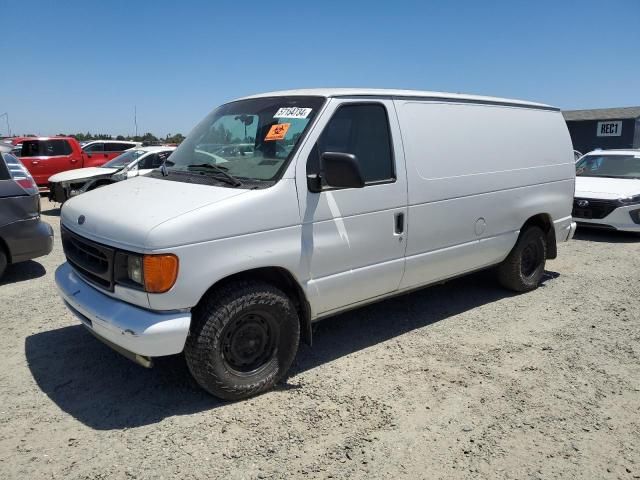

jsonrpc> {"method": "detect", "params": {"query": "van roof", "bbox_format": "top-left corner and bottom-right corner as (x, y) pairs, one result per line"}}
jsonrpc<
(237, 88), (558, 111)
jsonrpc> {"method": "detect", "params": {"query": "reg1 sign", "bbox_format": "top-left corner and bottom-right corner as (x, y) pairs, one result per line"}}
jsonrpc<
(596, 121), (622, 137)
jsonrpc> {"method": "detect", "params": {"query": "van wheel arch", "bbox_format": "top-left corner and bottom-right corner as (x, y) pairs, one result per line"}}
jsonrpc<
(196, 267), (313, 346)
(521, 213), (556, 259)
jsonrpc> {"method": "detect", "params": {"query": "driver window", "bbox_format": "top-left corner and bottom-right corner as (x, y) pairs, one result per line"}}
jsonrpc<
(307, 103), (395, 187)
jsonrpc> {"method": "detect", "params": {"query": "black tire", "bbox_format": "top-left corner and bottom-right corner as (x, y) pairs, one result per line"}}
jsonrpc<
(0, 249), (6, 280)
(497, 226), (547, 292)
(185, 280), (300, 401)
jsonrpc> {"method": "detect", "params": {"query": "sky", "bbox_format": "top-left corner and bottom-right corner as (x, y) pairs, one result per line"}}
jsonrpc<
(2, 0), (639, 138)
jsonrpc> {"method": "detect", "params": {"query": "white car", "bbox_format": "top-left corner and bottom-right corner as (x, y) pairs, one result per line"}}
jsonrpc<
(574, 149), (640, 232)
(48, 146), (175, 203)
(574, 150), (583, 162)
(81, 140), (141, 155)
(55, 88), (576, 400)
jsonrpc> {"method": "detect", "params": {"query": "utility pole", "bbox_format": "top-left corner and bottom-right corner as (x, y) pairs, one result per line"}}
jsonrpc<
(134, 106), (138, 138)
(0, 113), (11, 137)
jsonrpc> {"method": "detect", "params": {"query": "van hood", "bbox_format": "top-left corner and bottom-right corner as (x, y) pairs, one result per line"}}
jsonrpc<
(49, 167), (117, 183)
(60, 176), (250, 250)
(575, 176), (640, 200)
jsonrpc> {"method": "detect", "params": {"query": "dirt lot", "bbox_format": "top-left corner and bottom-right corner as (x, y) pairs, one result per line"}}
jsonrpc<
(0, 197), (639, 479)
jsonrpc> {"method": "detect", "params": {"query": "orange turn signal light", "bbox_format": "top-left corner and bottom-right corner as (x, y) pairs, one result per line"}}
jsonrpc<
(143, 254), (179, 293)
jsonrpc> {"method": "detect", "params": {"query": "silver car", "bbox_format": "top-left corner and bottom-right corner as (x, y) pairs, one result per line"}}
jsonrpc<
(0, 145), (53, 279)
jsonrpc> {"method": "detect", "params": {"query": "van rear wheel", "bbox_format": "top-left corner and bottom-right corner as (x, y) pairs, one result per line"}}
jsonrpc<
(497, 226), (547, 292)
(185, 280), (300, 401)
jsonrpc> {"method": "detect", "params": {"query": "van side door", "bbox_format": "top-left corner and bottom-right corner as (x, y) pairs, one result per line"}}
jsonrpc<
(295, 98), (408, 315)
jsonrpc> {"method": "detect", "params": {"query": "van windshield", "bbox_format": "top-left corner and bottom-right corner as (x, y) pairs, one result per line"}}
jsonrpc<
(576, 154), (640, 179)
(165, 96), (325, 184)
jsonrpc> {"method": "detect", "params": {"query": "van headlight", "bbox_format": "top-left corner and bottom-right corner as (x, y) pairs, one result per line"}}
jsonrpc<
(127, 255), (143, 285)
(116, 252), (179, 293)
(619, 195), (640, 205)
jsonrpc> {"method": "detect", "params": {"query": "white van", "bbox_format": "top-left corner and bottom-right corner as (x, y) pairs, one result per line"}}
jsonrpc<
(55, 89), (576, 400)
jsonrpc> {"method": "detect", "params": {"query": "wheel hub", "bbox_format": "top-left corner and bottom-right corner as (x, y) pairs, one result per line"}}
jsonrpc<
(521, 242), (541, 277)
(222, 313), (277, 374)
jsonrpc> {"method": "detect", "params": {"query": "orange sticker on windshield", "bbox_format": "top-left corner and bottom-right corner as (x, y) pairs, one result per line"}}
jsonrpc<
(264, 123), (290, 141)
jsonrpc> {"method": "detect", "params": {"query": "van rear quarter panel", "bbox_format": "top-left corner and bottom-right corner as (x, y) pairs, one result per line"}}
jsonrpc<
(394, 100), (574, 288)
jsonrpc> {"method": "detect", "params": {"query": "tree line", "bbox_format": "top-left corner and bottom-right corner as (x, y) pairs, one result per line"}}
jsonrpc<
(57, 132), (186, 144)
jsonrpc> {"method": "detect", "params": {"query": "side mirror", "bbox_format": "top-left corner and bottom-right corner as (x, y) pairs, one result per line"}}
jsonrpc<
(320, 152), (364, 189)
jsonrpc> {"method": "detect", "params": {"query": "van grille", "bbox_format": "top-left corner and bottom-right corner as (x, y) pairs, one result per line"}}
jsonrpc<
(572, 198), (618, 220)
(61, 226), (115, 290)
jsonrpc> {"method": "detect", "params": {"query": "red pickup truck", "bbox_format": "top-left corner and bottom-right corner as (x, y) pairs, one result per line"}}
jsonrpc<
(17, 137), (139, 188)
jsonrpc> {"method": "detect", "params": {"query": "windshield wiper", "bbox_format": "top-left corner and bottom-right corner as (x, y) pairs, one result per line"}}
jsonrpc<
(185, 163), (243, 187)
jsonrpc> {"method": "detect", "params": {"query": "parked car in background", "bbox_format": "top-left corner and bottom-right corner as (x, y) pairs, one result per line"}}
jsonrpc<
(6, 136), (32, 146)
(81, 140), (141, 163)
(55, 88), (576, 400)
(573, 149), (640, 232)
(573, 150), (583, 162)
(0, 145), (53, 279)
(17, 137), (86, 187)
(3, 137), (30, 157)
(48, 146), (175, 203)
(15, 137), (138, 189)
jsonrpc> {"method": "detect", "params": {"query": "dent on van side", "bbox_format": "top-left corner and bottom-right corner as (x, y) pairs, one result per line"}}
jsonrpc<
(55, 89), (577, 400)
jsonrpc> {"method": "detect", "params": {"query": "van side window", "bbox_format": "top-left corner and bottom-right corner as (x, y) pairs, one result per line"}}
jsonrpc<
(309, 104), (395, 185)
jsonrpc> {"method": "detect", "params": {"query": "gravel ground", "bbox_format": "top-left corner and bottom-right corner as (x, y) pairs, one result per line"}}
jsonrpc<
(0, 197), (639, 479)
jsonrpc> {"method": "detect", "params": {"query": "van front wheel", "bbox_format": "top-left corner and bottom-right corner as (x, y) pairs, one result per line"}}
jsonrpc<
(497, 226), (547, 292)
(185, 280), (300, 401)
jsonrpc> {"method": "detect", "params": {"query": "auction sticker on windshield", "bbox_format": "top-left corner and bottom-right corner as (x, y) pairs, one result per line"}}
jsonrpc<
(265, 123), (291, 141)
(273, 107), (312, 119)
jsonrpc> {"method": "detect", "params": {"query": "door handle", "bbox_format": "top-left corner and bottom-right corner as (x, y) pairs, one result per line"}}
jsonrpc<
(31, 161), (39, 166)
(394, 212), (404, 234)
(70, 158), (78, 163)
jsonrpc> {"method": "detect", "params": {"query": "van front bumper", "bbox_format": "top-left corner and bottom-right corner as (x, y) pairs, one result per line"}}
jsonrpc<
(55, 262), (191, 358)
